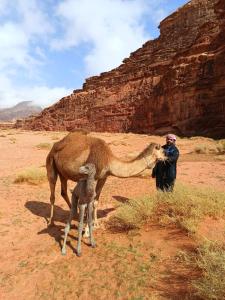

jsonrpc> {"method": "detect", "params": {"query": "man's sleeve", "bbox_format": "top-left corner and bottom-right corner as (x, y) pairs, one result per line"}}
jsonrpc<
(167, 148), (179, 163)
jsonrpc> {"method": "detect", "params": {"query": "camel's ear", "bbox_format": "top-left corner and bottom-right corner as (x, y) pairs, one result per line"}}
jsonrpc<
(69, 188), (73, 194)
(155, 144), (161, 150)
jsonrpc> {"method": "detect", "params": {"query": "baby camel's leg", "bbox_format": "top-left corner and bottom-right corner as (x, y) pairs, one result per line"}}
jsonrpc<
(88, 201), (96, 248)
(61, 195), (77, 255)
(93, 178), (107, 228)
(77, 204), (86, 257)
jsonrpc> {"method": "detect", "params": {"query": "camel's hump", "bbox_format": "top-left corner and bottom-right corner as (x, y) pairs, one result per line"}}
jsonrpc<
(51, 130), (89, 152)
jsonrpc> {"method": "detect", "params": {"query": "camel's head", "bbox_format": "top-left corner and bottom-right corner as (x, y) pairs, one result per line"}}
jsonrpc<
(153, 144), (166, 161)
(79, 163), (96, 177)
(141, 143), (166, 168)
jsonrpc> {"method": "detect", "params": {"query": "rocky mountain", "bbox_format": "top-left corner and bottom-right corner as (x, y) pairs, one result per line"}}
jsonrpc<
(0, 101), (42, 121)
(16, 0), (225, 138)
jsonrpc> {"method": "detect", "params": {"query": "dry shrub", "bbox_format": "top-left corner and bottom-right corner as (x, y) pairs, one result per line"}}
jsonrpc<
(193, 240), (225, 300)
(216, 139), (225, 154)
(178, 240), (225, 300)
(108, 140), (129, 146)
(9, 137), (16, 143)
(194, 144), (210, 154)
(108, 197), (155, 231)
(108, 183), (225, 234)
(14, 167), (46, 185)
(51, 135), (60, 140)
(194, 140), (225, 155)
(157, 183), (225, 234)
(36, 142), (52, 150)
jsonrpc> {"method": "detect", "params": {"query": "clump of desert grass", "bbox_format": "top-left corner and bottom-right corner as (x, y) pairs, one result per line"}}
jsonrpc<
(14, 167), (46, 185)
(216, 139), (225, 154)
(193, 240), (225, 300)
(157, 183), (225, 234)
(108, 183), (225, 234)
(51, 135), (60, 140)
(179, 240), (225, 300)
(35, 142), (52, 150)
(193, 139), (225, 155)
(108, 196), (155, 231)
(194, 144), (218, 154)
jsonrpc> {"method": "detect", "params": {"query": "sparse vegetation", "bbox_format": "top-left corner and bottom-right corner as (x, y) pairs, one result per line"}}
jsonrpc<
(179, 240), (225, 300)
(193, 140), (225, 155)
(36, 240), (158, 299)
(9, 137), (16, 143)
(193, 240), (225, 300)
(108, 196), (156, 231)
(51, 135), (60, 140)
(35, 142), (52, 150)
(194, 144), (208, 154)
(14, 167), (46, 185)
(216, 139), (225, 154)
(108, 140), (129, 146)
(108, 183), (225, 234)
(157, 183), (225, 234)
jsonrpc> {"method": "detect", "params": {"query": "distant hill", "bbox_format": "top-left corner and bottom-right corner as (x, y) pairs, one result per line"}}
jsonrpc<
(0, 101), (42, 121)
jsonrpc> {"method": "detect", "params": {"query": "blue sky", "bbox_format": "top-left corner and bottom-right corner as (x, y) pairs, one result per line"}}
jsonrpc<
(0, 0), (188, 108)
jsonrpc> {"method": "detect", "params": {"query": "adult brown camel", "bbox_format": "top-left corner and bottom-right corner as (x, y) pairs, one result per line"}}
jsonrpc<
(46, 130), (165, 228)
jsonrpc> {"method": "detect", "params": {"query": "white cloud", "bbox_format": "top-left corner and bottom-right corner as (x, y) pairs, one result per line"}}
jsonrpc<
(0, 0), (67, 108)
(0, 0), (169, 109)
(52, 0), (151, 75)
(0, 74), (71, 108)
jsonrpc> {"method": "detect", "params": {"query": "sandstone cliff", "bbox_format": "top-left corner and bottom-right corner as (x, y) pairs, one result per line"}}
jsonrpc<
(17, 0), (225, 138)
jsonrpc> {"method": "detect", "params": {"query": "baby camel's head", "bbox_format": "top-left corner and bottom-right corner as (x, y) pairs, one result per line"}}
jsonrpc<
(79, 163), (96, 177)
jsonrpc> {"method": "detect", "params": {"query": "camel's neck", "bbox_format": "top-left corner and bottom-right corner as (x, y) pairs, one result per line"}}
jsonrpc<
(109, 156), (154, 178)
(86, 174), (96, 196)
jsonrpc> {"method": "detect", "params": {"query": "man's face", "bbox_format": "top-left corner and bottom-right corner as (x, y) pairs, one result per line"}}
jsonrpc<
(166, 138), (175, 145)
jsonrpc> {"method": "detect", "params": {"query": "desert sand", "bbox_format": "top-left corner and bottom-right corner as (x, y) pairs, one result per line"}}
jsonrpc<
(0, 129), (225, 299)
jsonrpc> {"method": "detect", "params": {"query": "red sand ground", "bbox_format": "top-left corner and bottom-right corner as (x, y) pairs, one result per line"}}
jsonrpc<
(0, 129), (225, 300)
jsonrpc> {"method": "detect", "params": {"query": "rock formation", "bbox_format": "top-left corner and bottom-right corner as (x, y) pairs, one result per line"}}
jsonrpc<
(17, 0), (225, 138)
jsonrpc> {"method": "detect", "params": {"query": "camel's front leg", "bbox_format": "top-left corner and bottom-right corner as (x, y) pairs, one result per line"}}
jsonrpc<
(77, 204), (86, 257)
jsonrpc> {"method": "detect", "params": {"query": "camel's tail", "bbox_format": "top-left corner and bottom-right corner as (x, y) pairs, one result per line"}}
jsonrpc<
(46, 152), (58, 185)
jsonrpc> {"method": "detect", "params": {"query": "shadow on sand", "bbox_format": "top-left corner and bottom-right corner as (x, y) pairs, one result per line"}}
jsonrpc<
(112, 195), (130, 203)
(25, 200), (116, 253)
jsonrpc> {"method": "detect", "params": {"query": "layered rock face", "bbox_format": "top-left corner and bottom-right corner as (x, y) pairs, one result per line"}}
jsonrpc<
(18, 0), (225, 138)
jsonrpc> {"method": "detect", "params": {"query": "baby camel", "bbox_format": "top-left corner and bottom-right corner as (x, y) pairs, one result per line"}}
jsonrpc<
(61, 163), (97, 257)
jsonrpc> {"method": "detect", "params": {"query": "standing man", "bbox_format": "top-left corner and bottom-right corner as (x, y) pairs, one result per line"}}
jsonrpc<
(152, 134), (179, 192)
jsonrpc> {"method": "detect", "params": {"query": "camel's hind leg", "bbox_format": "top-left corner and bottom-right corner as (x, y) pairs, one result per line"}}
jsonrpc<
(46, 154), (58, 226)
(93, 178), (107, 228)
(77, 204), (86, 257)
(49, 181), (57, 226)
(88, 201), (96, 248)
(59, 174), (71, 209)
(61, 195), (77, 255)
